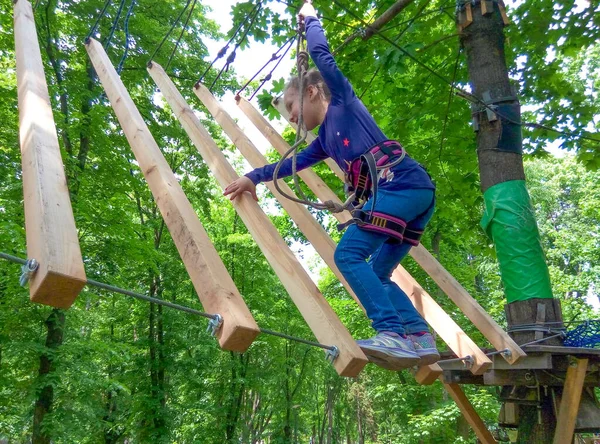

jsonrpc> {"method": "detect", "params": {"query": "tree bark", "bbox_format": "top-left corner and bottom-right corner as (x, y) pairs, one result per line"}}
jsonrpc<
(32, 309), (65, 444)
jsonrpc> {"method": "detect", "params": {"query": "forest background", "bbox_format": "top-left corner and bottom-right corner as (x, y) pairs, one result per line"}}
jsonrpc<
(0, 0), (599, 442)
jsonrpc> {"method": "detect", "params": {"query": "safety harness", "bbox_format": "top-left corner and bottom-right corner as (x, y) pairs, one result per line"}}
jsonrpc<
(337, 140), (427, 246)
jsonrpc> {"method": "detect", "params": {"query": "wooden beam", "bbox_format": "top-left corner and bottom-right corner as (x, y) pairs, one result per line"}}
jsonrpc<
(272, 97), (524, 365)
(414, 363), (443, 385)
(553, 357), (589, 444)
(145, 63), (367, 376)
(393, 267), (492, 375)
(245, 97), (490, 375)
(86, 40), (259, 352)
(271, 97), (345, 181)
(409, 246), (526, 364)
(198, 94), (364, 311)
(442, 379), (497, 444)
(14, 0), (86, 308)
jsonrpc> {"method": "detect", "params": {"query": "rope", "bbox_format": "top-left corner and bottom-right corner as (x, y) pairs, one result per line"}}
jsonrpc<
(165, 0), (198, 71)
(208, 1), (263, 91)
(103, 0), (126, 49)
(197, 1), (261, 85)
(236, 34), (296, 100)
(147, 0), (193, 64)
(86, 0), (112, 43)
(0, 252), (337, 353)
(116, 0), (136, 74)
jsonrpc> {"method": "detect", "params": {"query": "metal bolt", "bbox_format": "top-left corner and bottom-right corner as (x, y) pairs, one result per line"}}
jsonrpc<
(19, 258), (38, 287)
(206, 314), (223, 337)
(325, 346), (339, 364)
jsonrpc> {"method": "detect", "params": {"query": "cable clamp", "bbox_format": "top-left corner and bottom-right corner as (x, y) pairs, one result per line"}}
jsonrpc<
(325, 346), (339, 364)
(207, 314), (223, 337)
(19, 258), (39, 287)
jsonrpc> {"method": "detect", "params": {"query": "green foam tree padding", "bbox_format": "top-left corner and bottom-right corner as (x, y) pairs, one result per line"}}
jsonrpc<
(480, 180), (553, 303)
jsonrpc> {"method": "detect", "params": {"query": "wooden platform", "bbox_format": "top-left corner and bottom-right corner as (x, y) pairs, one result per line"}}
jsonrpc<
(438, 346), (600, 387)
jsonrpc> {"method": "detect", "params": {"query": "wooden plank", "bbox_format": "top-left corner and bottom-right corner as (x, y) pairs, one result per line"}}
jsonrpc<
(86, 40), (259, 352)
(270, 97), (345, 181)
(408, 246), (526, 364)
(414, 363), (443, 385)
(521, 345), (600, 356)
(14, 0), (86, 308)
(393, 267), (492, 374)
(553, 358), (589, 444)
(442, 379), (497, 444)
(254, 99), (491, 374)
(200, 95), (364, 311)
(272, 94), (525, 365)
(145, 62), (367, 376)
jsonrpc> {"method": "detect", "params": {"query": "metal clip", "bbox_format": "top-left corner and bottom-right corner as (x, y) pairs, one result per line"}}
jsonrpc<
(463, 355), (474, 369)
(501, 349), (512, 359)
(206, 314), (223, 337)
(325, 346), (339, 364)
(19, 258), (39, 287)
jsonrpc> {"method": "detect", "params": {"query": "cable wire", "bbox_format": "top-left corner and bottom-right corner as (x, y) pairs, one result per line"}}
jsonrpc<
(0, 252), (337, 353)
(165, 0), (198, 71)
(86, 0), (113, 42)
(147, 0), (193, 63)
(103, 0), (126, 49)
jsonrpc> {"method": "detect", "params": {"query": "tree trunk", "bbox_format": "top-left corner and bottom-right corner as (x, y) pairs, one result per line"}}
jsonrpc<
(458, 1), (557, 439)
(32, 309), (65, 444)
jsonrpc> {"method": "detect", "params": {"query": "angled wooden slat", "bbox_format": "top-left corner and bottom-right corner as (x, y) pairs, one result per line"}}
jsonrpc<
(409, 246), (525, 364)
(443, 379), (497, 444)
(14, 0), (86, 308)
(392, 267), (492, 375)
(240, 98), (489, 375)
(86, 40), (259, 352)
(271, 97), (524, 365)
(146, 63), (367, 376)
(414, 363), (443, 385)
(198, 95), (364, 311)
(553, 358), (589, 444)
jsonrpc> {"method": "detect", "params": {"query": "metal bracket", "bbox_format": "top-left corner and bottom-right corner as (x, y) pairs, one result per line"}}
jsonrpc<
(19, 258), (38, 287)
(325, 346), (339, 364)
(206, 314), (223, 337)
(502, 349), (512, 359)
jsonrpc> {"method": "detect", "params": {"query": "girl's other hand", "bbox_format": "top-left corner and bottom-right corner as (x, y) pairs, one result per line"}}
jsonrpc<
(223, 176), (258, 201)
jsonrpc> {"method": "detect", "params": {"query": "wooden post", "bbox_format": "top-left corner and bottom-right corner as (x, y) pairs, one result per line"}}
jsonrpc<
(443, 379), (497, 444)
(14, 0), (86, 308)
(198, 90), (363, 310)
(86, 40), (259, 352)
(414, 363), (443, 385)
(242, 97), (490, 375)
(272, 96), (524, 365)
(145, 62), (367, 376)
(553, 358), (589, 444)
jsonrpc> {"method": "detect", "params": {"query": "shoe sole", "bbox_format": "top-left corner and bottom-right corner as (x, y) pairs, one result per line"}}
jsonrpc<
(416, 351), (441, 366)
(360, 345), (421, 370)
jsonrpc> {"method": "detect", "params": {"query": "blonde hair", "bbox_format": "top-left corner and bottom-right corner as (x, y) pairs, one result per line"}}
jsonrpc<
(284, 69), (331, 102)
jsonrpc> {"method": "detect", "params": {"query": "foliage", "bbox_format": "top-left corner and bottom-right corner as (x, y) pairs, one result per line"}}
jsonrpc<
(0, 0), (598, 442)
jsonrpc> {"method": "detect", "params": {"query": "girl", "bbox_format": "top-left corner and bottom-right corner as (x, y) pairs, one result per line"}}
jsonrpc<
(224, 3), (439, 370)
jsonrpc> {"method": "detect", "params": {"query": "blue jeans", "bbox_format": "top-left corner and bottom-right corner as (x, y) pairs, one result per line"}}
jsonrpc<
(334, 188), (435, 335)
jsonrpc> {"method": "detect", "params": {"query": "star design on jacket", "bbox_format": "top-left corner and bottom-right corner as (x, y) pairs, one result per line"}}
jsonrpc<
(343, 138), (350, 147)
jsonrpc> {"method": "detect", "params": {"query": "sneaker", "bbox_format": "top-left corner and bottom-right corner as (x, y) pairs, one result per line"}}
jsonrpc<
(408, 332), (440, 365)
(357, 332), (421, 371)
